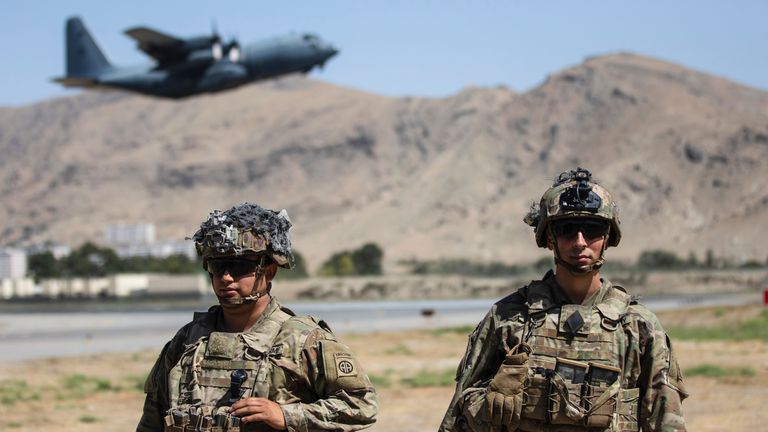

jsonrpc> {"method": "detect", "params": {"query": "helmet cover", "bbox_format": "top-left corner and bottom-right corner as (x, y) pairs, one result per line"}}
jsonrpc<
(192, 203), (294, 268)
(524, 167), (621, 248)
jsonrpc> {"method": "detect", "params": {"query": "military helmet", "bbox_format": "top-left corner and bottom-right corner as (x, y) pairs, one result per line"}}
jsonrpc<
(192, 203), (294, 268)
(524, 167), (621, 248)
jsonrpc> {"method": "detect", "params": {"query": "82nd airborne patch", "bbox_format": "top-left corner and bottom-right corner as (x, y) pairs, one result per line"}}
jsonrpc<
(336, 356), (357, 377)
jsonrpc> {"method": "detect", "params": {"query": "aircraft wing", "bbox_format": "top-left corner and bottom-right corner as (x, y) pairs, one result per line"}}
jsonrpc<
(124, 26), (185, 64)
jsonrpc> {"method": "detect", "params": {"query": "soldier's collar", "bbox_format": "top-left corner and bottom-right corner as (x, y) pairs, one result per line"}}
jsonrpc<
(526, 271), (562, 313)
(240, 296), (281, 332)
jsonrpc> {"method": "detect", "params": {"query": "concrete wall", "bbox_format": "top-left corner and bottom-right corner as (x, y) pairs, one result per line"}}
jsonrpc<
(145, 274), (208, 296)
(0, 278), (36, 299)
(0, 274), (207, 299)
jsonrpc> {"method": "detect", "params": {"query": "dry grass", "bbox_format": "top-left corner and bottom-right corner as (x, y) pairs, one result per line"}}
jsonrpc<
(0, 305), (766, 431)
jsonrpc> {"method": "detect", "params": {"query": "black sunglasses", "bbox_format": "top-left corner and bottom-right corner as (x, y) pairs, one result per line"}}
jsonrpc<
(551, 220), (609, 241)
(206, 259), (258, 278)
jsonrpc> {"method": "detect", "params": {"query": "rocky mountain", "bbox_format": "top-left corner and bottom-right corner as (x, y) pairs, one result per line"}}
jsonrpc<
(1, 53), (767, 269)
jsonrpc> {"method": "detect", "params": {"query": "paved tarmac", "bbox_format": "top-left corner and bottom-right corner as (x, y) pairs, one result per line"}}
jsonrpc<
(0, 293), (760, 362)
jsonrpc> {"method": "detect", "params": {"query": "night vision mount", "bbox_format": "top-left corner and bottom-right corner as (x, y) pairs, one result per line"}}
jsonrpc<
(557, 167), (602, 213)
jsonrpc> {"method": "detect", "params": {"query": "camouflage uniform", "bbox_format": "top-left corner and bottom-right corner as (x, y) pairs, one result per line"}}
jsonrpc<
(439, 271), (687, 432)
(137, 203), (377, 431)
(440, 168), (687, 431)
(137, 297), (377, 432)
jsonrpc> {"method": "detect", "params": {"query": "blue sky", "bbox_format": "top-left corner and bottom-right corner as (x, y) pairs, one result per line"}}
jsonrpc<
(1, 1), (767, 107)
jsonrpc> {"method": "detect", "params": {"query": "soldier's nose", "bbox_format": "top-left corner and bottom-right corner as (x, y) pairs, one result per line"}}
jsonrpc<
(574, 231), (588, 246)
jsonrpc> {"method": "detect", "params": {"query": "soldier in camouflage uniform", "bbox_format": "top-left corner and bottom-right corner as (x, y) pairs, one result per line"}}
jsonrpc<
(439, 168), (687, 432)
(137, 203), (377, 432)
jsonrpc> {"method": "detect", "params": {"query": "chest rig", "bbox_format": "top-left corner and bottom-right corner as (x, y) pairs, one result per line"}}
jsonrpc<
(164, 307), (294, 432)
(516, 282), (640, 432)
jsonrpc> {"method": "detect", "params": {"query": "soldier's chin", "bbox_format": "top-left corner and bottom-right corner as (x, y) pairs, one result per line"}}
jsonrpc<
(218, 296), (246, 305)
(572, 264), (593, 274)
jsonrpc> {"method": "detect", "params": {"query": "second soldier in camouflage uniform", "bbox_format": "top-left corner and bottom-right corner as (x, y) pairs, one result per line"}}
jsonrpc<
(440, 168), (687, 432)
(137, 203), (377, 432)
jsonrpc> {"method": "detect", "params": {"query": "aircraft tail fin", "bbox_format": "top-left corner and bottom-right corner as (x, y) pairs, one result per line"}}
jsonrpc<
(63, 16), (112, 77)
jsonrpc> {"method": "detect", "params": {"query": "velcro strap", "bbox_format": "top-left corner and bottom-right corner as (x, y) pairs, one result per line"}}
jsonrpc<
(201, 359), (258, 370)
(585, 380), (621, 415)
(198, 376), (256, 389)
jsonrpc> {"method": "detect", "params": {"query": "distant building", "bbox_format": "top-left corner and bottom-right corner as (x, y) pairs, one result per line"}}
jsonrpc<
(113, 240), (196, 259)
(105, 223), (195, 259)
(27, 242), (71, 259)
(105, 223), (155, 246)
(0, 248), (27, 279)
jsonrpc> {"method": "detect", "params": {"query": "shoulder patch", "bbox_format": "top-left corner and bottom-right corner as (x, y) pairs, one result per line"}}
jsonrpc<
(318, 340), (370, 395)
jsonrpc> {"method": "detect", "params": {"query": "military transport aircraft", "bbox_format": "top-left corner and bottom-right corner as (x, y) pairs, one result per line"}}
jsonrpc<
(54, 16), (339, 99)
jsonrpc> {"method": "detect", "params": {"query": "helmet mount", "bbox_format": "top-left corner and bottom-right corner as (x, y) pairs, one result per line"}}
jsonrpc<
(526, 167), (620, 274)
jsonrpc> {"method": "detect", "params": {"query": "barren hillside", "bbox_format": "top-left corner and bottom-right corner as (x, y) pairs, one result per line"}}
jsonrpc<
(1, 53), (766, 269)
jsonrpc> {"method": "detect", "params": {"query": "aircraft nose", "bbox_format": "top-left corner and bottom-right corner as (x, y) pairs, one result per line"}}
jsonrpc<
(315, 38), (337, 56)
(325, 45), (339, 59)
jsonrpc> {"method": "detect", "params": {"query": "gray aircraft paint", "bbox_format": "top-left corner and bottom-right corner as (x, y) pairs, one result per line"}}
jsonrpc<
(54, 16), (338, 99)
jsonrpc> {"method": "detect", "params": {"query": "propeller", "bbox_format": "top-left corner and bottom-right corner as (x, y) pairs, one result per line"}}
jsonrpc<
(224, 33), (241, 62)
(210, 19), (223, 60)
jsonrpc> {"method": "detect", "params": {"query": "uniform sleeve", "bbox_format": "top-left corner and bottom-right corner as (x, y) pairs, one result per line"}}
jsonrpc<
(636, 316), (689, 432)
(438, 309), (505, 432)
(280, 332), (377, 432)
(136, 332), (186, 432)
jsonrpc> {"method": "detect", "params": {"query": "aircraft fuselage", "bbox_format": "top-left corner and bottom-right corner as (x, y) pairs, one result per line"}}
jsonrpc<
(97, 35), (337, 98)
(55, 17), (338, 99)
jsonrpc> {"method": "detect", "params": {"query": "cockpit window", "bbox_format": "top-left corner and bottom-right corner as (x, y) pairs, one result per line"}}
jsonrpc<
(302, 33), (320, 48)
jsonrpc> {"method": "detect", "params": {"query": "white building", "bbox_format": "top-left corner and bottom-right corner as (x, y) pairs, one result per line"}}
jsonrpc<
(105, 223), (195, 259)
(113, 240), (196, 259)
(0, 248), (27, 279)
(105, 223), (156, 246)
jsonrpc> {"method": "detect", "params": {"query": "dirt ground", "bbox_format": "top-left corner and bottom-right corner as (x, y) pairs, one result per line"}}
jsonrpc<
(0, 305), (766, 431)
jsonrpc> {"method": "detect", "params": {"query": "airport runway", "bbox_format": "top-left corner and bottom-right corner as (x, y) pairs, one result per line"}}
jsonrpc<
(0, 293), (760, 362)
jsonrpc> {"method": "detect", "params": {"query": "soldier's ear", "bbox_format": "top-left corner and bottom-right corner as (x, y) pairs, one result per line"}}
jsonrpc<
(546, 234), (554, 250)
(265, 263), (278, 281)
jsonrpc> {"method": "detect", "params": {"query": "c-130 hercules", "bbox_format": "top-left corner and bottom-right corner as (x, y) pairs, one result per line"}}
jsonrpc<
(54, 16), (339, 99)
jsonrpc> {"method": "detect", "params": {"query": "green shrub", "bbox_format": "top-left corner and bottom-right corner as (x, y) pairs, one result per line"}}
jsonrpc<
(684, 364), (727, 377)
(384, 343), (414, 355)
(59, 374), (116, 399)
(319, 243), (384, 276)
(668, 310), (768, 341)
(78, 415), (100, 423)
(431, 325), (475, 336)
(368, 374), (392, 388)
(0, 380), (37, 407)
(684, 364), (755, 378)
(637, 250), (684, 269)
(401, 369), (456, 388)
(279, 250), (309, 279)
(402, 258), (526, 277)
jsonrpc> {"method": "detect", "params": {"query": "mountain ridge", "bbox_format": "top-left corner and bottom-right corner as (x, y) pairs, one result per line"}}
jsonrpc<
(1, 52), (766, 269)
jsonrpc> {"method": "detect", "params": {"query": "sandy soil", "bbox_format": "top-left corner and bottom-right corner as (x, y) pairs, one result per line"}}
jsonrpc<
(0, 305), (766, 431)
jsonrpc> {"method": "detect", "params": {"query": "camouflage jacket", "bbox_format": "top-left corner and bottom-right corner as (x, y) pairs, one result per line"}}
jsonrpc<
(137, 297), (378, 432)
(439, 271), (687, 432)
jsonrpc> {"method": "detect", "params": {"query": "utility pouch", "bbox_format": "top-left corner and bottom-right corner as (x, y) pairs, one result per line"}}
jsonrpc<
(617, 387), (640, 432)
(583, 362), (621, 428)
(547, 358), (587, 425)
(521, 371), (549, 421)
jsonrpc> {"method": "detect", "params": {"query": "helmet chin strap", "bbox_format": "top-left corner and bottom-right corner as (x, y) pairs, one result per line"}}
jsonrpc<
(216, 256), (272, 305)
(550, 225), (610, 276)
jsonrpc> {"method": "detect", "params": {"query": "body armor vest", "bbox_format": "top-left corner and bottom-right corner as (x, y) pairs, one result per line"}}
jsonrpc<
(163, 307), (318, 432)
(516, 282), (640, 432)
